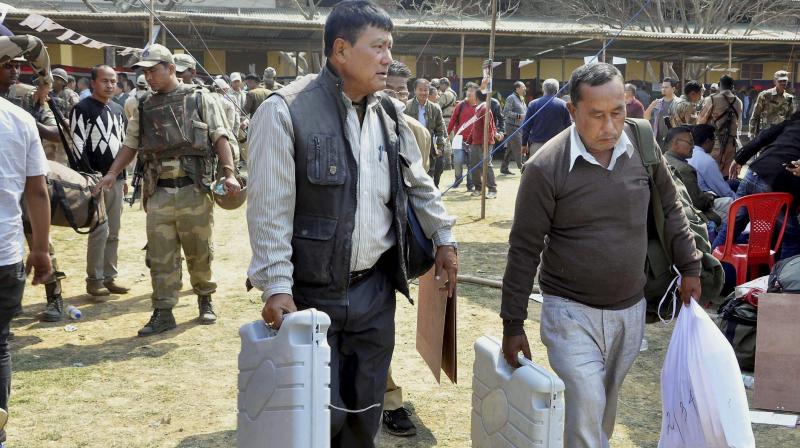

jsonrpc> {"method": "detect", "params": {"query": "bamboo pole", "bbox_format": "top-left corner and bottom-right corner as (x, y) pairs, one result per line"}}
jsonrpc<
(480, 0), (498, 220)
(459, 34), (465, 99)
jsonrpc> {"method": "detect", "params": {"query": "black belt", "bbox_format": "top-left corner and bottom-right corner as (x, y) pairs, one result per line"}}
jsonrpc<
(157, 177), (193, 188)
(348, 266), (376, 288)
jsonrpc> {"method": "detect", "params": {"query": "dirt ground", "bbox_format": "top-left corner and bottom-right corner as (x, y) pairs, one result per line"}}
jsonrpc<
(7, 169), (799, 447)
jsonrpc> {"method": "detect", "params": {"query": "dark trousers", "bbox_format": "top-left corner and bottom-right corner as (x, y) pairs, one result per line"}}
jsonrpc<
(0, 262), (25, 443)
(428, 153), (444, 188)
(469, 143), (497, 193)
(501, 125), (523, 172)
(299, 268), (396, 448)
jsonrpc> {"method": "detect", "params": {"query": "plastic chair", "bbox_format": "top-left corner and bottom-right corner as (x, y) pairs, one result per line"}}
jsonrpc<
(712, 192), (794, 286)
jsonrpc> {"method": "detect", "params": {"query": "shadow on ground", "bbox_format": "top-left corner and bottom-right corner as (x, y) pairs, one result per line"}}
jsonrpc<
(12, 318), (205, 372)
(175, 430), (236, 448)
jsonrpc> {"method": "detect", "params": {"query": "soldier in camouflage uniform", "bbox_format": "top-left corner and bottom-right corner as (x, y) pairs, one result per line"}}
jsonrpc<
(49, 67), (80, 117)
(749, 70), (795, 137)
(1, 34), (73, 322)
(94, 44), (241, 336)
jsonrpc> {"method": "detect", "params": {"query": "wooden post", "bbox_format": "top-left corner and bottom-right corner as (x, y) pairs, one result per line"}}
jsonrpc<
(602, 38), (607, 63)
(459, 34), (465, 99)
(681, 55), (686, 89)
(561, 49), (566, 82)
(728, 41), (733, 75)
(481, 0), (498, 220)
(148, 0), (154, 44)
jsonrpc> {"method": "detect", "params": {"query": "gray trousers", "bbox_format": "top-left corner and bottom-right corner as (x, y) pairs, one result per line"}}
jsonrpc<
(501, 125), (522, 171)
(86, 179), (124, 283)
(298, 268), (395, 448)
(712, 196), (734, 225)
(540, 295), (645, 448)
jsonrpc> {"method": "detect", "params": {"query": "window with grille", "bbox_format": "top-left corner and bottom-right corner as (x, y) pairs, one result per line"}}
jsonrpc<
(740, 63), (763, 80)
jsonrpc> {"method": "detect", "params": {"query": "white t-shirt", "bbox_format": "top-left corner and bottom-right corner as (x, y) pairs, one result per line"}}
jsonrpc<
(0, 97), (49, 266)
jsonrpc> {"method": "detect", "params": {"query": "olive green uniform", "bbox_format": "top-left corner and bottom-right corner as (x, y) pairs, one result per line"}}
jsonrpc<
(749, 87), (794, 135)
(50, 87), (80, 117)
(124, 83), (230, 309)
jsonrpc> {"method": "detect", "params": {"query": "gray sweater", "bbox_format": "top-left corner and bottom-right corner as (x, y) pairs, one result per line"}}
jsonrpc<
(501, 126), (701, 336)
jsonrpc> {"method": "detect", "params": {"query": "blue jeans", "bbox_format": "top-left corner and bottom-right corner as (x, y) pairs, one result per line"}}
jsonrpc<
(712, 170), (800, 259)
(0, 262), (25, 444)
(452, 147), (473, 189)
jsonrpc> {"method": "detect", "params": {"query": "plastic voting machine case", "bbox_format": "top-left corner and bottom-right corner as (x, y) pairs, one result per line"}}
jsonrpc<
(472, 336), (566, 448)
(237, 309), (331, 448)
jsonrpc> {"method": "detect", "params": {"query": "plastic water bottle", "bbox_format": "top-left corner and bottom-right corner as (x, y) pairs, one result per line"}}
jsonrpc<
(213, 182), (226, 195)
(742, 374), (755, 389)
(67, 305), (82, 320)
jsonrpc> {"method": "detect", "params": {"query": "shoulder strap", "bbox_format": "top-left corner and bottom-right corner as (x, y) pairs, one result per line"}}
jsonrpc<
(625, 117), (670, 261)
(379, 94), (399, 130)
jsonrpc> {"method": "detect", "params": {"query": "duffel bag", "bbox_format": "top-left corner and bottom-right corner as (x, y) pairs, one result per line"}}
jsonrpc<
(715, 293), (758, 371)
(24, 161), (107, 234)
(767, 255), (800, 293)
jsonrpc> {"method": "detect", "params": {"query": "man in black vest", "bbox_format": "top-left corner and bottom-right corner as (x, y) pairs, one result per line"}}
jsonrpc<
(246, 1), (458, 446)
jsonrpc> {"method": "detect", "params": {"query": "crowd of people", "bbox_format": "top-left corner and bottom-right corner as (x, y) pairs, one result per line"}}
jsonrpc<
(1, 0), (800, 447)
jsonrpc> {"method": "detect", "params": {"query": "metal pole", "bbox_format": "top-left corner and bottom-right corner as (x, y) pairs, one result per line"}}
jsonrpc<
(459, 34), (465, 99)
(148, 0), (154, 45)
(481, 0), (498, 220)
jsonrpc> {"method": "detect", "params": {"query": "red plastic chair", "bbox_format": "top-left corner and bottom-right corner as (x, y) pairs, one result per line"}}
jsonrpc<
(712, 192), (794, 286)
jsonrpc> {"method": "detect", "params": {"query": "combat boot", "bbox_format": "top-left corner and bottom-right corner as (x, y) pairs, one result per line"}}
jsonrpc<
(137, 308), (177, 337)
(40, 282), (64, 322)
(198, 295), (217, 325)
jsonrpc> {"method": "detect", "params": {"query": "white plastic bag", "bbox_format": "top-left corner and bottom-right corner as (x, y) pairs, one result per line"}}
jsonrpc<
(658, 299), (755, 448)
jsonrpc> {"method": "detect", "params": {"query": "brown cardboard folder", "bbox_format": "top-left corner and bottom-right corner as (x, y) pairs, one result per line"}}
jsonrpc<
(416, 268), (457, 384)
(754, 293), (800, 412)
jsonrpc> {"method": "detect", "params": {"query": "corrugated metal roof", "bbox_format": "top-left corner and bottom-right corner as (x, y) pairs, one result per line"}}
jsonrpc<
(8, 6), (800, 44)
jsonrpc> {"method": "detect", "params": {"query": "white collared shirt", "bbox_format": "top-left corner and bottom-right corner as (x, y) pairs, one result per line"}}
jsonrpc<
(417, 101), (427, 127)
(568, 124), (634, 172)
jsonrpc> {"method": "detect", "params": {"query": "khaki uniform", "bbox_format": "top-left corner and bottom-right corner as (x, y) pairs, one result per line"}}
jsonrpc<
(124, 83), (230, 309)
(699, 91), (743, 175)
(2, 83), (67, 165)
(243, 86), (271, 115)
(438, 88), (458, 122)
(212, 91), (241, 163)
(749, 87), (794, 135)
(49, 87), (80, 117)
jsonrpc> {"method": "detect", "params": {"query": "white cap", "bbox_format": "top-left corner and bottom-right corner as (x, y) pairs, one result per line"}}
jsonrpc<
(213, 78), (230, 90)
(230, 72), (242, 82)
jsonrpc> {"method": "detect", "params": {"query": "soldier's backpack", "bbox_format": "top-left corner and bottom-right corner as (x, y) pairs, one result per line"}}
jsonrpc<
(715, 292), (758, 371)
(21, 99), (108, 234)
(625, 118), (726, 322)
(767, 255), (800, 293)
(23, 161), (108, 234)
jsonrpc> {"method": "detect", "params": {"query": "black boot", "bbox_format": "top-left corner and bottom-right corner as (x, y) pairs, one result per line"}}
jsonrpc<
(137, 308), (177, 337)
(40, 281), (64, 322)
(198, 295), (217, 325)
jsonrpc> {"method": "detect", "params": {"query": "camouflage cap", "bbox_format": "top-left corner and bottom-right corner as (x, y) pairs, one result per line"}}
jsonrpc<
(174, 53), (197, 72)
(775, 70), (790, 81)
(263, 66), (277, 79)
(51, 67), (68, 82)
(133, 44), (174, 68)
